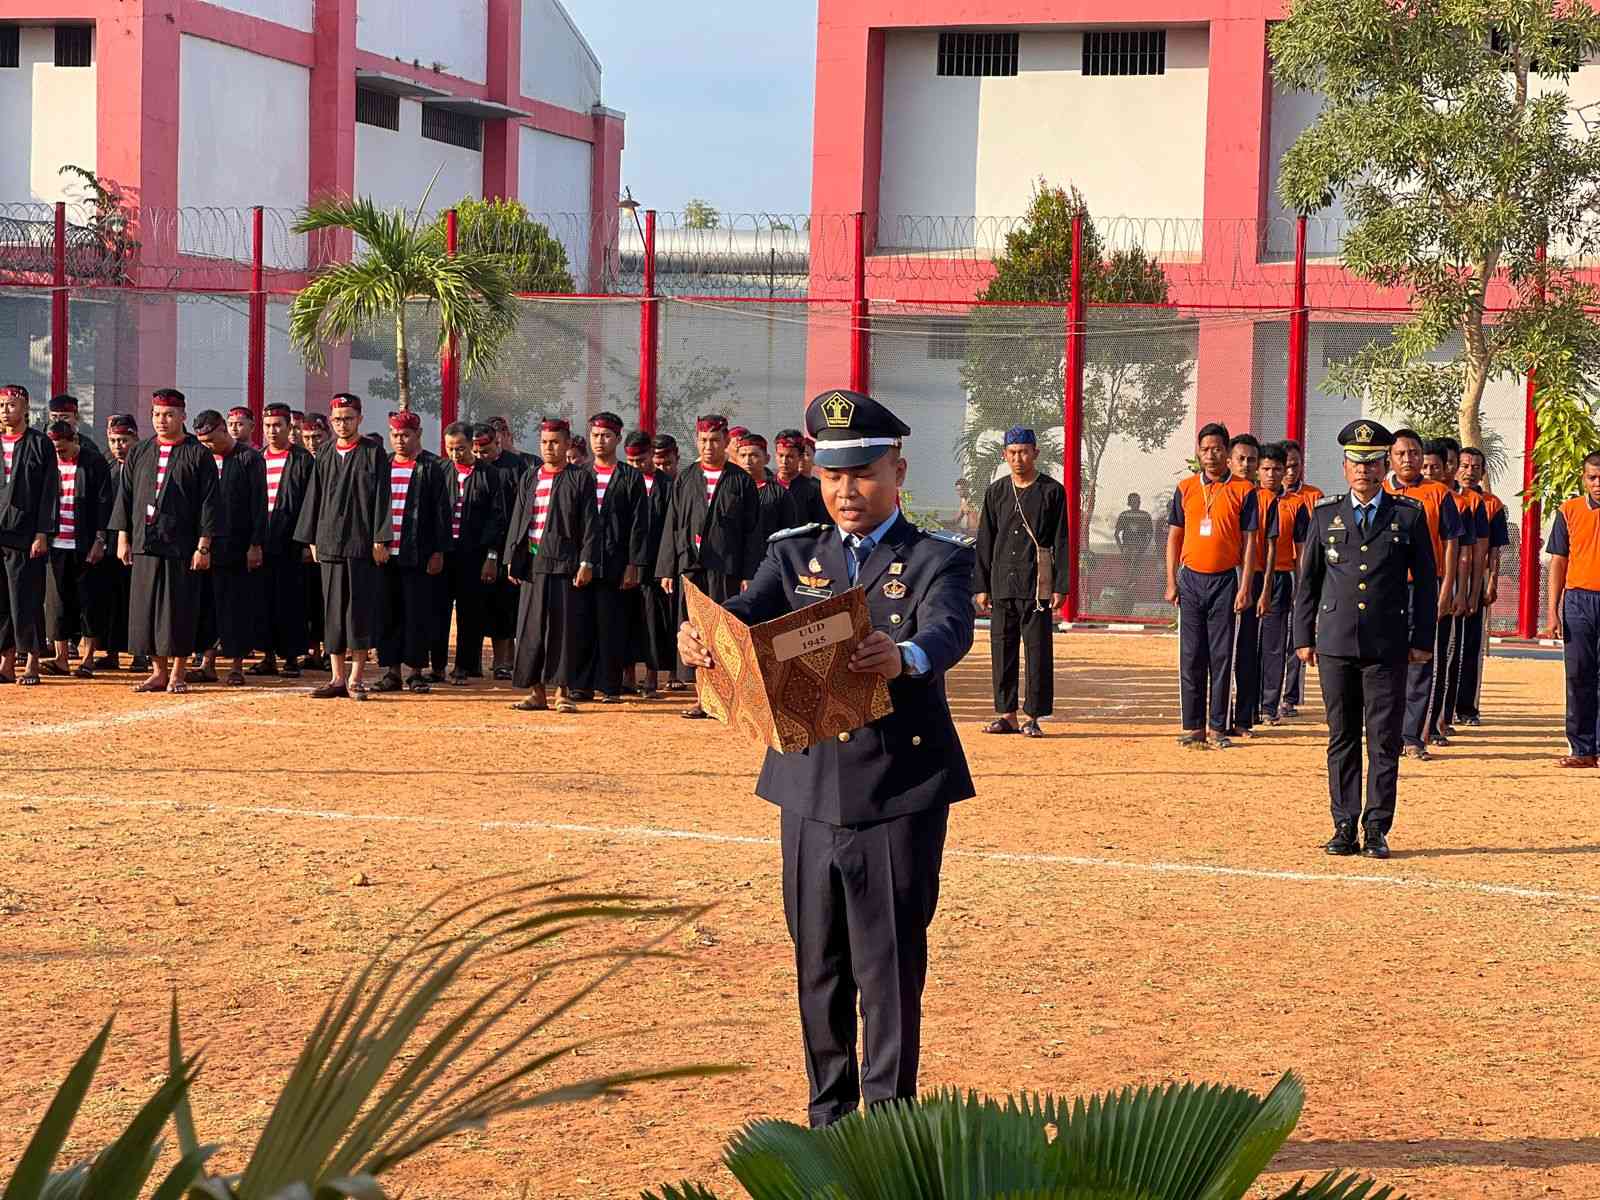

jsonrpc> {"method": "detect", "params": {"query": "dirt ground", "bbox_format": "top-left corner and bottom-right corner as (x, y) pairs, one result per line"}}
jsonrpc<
(2, 632), (1598, 1199)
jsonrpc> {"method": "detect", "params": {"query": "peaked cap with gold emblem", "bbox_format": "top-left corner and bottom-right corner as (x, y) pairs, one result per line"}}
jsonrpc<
(1337, 418), (1394, 464)
(804, 388), (912, 469)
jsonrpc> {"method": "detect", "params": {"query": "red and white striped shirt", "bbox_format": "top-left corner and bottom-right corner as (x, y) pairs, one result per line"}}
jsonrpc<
(53, 460), (78, 551)
(265, 448), (289, 510)
(703, 466), (722, 504)
(452, 462), (473, 540)
(528, 466), (559, 551)
(595, 463), (614, 509)
(336, 439), (359, 460)
(156, 439), (179, 493)
(641, 471), (656, 497)
(213, 452), (225, 476)
(389, 459), (415, 545)
(1, 433), (18, 480)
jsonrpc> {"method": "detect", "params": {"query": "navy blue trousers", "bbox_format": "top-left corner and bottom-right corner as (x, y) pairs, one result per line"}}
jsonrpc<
(1231, 573), (1264, 729)
(1178, 566), (1238, 733)
(1257, 571), (1295, 719)
(1563, 588), (1600, 757)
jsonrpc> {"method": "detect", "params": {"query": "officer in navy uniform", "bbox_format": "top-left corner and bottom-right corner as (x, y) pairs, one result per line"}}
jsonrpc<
(1294, 420), (1437, 859)
(677, 387), (976, 1128)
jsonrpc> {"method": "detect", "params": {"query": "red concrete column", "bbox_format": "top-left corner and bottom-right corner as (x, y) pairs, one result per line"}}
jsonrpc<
(306, 0), (355, 400)
(483, 0), (521, 200)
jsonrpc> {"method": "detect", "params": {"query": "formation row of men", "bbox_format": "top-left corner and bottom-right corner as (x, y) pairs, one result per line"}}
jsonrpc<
(0, 382), (840, 704)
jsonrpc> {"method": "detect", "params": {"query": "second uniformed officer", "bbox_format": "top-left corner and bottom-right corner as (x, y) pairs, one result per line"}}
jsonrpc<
(677, 387), (976, 1127)
(1294, 420), (1437, 859)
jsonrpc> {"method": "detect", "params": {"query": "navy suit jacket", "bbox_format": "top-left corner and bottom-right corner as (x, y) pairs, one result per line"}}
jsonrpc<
(723, 513), (977, 826)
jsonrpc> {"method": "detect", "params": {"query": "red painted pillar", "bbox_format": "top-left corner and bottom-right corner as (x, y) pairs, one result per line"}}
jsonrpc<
(1286, 214), (1309, 446)
(51, 202), (68, 398)
(439, 209), (460, 450)
(638, 209), (659, 433)
(1063, 213), (1086, 622)
(247, 207), (266, 445)
(849, 211), (869, 393)
(1518, 244), (1548, 639)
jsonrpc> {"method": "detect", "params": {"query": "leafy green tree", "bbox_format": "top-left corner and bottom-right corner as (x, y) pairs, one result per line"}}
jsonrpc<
(1272, 0), (1600, 507)
(959, 182), (1193, 533)
(684, 199), (721, 230)
(624, 355), (737, 447)
(290, 194), (518, 411)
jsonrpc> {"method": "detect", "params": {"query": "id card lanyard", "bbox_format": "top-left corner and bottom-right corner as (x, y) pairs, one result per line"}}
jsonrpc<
(1197, 472), (1229, 537)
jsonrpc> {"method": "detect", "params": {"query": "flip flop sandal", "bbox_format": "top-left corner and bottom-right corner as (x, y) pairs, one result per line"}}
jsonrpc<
(406, 677), (431, 693)
(982, 719), (1019, 734)
(681, 706), (710, 720)
(373, 674), (403, 693)
(133, 678), (166, 693)
(1020, 719), (1044, 738)
(640, 688), (661, 700)
(39, 661), (68, 676)
(597, 693), (622, 704)
(309, 682), (348, 700)
(350, 682), (370, 701)
(74, 666), (94, 679)
(510, 698), (548, 712)
(246, 662), (279, 676)
(493, 667), (513, 681)
(192, 669), (219, 684)
(554, 699), (579, 714)
(18, 673), (41, 686)
(226, 670), (246, 687)
(166, 680), (190, 694)
(449, 671), (469, 687)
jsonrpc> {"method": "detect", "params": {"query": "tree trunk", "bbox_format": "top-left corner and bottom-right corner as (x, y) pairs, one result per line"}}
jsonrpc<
(1459, 312), (1489, 451)
(395, 305), (410, 413)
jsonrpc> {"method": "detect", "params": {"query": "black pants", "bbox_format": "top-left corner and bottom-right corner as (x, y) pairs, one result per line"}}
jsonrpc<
(1563, 589), (1600, 758)
(377, 561), (437, 672)
(92, 555), (130, 654)
(437, 545), (489, 675)
(781, 806), (948, 1128)
(582, 576), (634, 696)
(1257, 571), (1294, 719)
(1283, 574), (1309, 708)
(1231, 573), (1264, 729)
(513, 571), (587, 688)
(304, 560), (325, 649)
(1177, 566), (1238, 733)
(1453, 603), (1488, 721)
(675, 570), (742, 683)
(128, 555), (202, 659)
(0, 544), (47, 657)
(260, 553), (309, 659)
(640, 581), (676, 674)
(1404, 585), (1449, 747)
(44, 550), (95, 643)
(989, 597), (1053, 717)
(1318, 653), (1406, 834)
(195, 558), (258, 659)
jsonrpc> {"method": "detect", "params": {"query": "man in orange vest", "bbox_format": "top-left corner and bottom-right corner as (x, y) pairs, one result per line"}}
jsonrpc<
(1545, 452), (1600, 767)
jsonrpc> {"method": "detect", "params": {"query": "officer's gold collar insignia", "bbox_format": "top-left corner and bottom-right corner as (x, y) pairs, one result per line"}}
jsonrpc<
(821, 392), (855, 428)
(883, 580), (907, 599)
(809, 557), (823, 573)
(889, 561), (905, 575)
(799, 574), (831, 588)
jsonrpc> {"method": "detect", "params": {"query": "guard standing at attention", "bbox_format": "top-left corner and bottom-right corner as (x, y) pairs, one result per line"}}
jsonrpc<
(677, 387), (976, 1129)
(1294, 421), (1436, 859)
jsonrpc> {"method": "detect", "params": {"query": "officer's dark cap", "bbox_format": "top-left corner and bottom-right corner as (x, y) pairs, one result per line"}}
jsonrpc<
(804, 389), (911, 469)
(1337, 419), (1394, 464)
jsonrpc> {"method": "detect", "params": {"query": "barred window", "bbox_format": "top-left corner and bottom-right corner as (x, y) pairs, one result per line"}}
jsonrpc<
(1, 27), (19, 69)
(936, 31), (1019, 78)
(421, 105), (482, 151)
(1082, 30), (1165, 77)
(355, 87), (400, 131)
(54, 24), (91, 68)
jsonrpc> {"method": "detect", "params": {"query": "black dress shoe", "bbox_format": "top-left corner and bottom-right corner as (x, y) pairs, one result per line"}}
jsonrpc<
(1362, 830), (1391, 859)
(1325, 821), (1360, 856)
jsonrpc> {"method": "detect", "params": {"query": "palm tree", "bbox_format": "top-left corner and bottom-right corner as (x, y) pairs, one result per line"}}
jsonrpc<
(647, 1073), (1405, 1200)
(289, 194), (518, 411)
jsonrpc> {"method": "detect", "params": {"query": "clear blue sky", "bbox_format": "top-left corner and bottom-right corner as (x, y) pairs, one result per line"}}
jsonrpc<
(561, 1), (819, 216)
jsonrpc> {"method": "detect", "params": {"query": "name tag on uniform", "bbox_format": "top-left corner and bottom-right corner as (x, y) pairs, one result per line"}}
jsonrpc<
(1198, 518), (1214, 537)
(795, 585), (831, 599)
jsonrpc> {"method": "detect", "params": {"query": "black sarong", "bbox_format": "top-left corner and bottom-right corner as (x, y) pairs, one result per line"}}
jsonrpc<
(128, 555), (201, 658)
(321, 557), (383, 654)
(512, 573), (584, 688)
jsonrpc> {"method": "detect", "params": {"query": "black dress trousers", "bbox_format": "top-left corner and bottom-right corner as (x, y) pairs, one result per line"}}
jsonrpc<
(989, 597), (1054, 717)
(781, 806), (948, 1128)
(1318, 653), (1407, 834)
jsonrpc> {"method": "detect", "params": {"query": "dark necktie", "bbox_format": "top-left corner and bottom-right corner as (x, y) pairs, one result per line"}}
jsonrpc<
(848, 536), (874, 584)
(1356, 505), (1372, 540)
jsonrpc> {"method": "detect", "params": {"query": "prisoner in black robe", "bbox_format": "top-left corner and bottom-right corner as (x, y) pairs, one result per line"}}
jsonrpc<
(378, 450), (451, 675)
(195, 442), (268, 659)
(752, 475), (800, 547)
(504, 465), (599, 689)
(92, 456), (134, 657)
(109, 435), (219, 658)
(632, 468), (676, 675)
(654, 460), (761, 682)
(44, 445), (114, 646)
(479, 449), (526, 645)
(1, 426), (61, 659)
(783, 472), (831, 526)
(433, 458), (506, 677)
(581, 460), (651, 696)
(293, 438), (390, 655)
(260, 443), (315, 660)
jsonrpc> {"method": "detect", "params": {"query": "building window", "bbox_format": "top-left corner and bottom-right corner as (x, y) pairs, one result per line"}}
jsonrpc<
(1, 27), (19, 69)
(355, 87), (400, 131)
(421, 105), (482, 151)
(54, 25), (92, 68)
(936, 31), (1019, 78)
(1082, 30), (1165, 77)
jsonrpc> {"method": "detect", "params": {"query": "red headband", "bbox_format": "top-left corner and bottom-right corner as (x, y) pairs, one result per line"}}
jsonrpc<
(589, 415), (623, 433)
(330, 396), (361, 413)
(472, 431), (496, 445)
(738, 433), (768, 452)
(47, 401), (77, 414)
(46, 426), (75, 442)
(696, 416), (728, 434)
(388, 412), (421, 432)
(151, 395), (186, 410)
(775, 434), (804, 451)
(541, 419), (570, 434)
(108, 417), (138, 434)
(265, 404), (292, 419)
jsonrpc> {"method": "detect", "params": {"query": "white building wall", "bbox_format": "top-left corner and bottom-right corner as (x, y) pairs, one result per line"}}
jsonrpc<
(520, 0), (601, 110)
(518, 126), (592, 288)
(355, 99), (483, 219)
(0, 26), (98, 204)
(878, 29), (1210, 248)
(178, 36), (309, 268)
(200, 0), (314, 33)
(357, 0), (487, 86)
